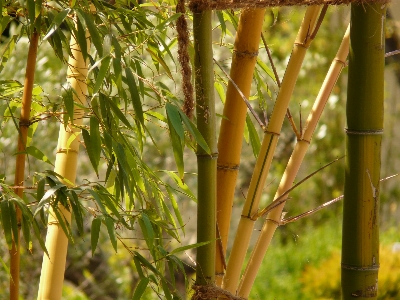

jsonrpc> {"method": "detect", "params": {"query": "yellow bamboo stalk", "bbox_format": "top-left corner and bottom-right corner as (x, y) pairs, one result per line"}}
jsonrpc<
(237, 25), (350, 298)
(37, 22), (89, 300)
(216, 8), (266, 287)
(9, 30), (39, 300)
(222, 6), (322, 294)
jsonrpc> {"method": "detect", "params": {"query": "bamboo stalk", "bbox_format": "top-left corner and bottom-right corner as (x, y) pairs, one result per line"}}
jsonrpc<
(37, 21), (89, 300)
(222, 6), (323, 294)
(193, 10), (217, 287)
(237, 25), (350, 298)
(341, 4), (385, 299)
(215, 8), (266, 286)
(9, 30), (39, 300)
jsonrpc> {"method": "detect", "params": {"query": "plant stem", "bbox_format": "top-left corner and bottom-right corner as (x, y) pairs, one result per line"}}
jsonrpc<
(222, 6), (323, 294)
(37, 20), (89, 300)
(341, 4), (386, 299)
(238, 25), (350, 298)
(10, 29), (39, 300)
(215, 8), (266, 286)
(193, 10), (217, 287)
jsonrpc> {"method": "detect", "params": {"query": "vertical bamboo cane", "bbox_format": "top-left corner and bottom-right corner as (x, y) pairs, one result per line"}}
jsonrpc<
(237, 25), (350, 298)
(222, 6), (322, 294)
(193, 10), (217, 287)
(216, 8), (266, 286)
(9, 30), (39, 300)
(341, 4), (385, 299)
(37, 23), (89, 300)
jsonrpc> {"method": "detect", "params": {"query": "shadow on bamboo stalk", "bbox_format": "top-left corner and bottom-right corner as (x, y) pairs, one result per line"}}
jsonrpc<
(222, 6), (325, 294)
(237, 25), (350, 298)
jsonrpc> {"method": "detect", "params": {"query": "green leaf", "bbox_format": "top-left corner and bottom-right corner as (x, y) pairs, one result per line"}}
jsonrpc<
(69, 190), (83, 235)
(0, 80), (23, 97)
(34, 184), (65, 216)
(105, 216), (117, 252)
(0, 36), (17, 73)
(90, 116), (102, 171)
(134, 252), (159, 275)
(132, 277), (149, 300)
(146, 47), (173, 80)
(166, 104), (185, 178)
(63, 85), (74, 124)
(246, 114), (261, 158)
(125, 68), (144, 125)
(103, 93), (133, 129)
(82, 128), (99, 176)
(166, 187), (184, 234)
(214, 81), (226, 104)
(178, 110), (211, 154)
(169, 241), (211, 256)
(43, 8), (71, 41)
(88, 189), (107, 215)
(8, 202), (18, 249)
(93, 56), (111, 94)
(81, 11), (103, 57)
(76, 17), (88, 61)
(139, 213), (154, 252)
(19, 146), (54, 166)
(91, 217), (102, 256)
(257, 58), (276, 83)
(1, 200), (12, 249)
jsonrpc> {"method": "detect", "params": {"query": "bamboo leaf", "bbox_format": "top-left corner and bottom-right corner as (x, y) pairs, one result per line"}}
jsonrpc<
(246, 115), (261, 158)
(146, 48), (173, 80)
(0, 36), (17, 73)
(32, 219), (49, 257)
(82, 128), (99, 176)
(1, 200), (13, 249)
(93, 56), (111, 94)
(178, 110), (211, 154)
(91, 217), (102, 256)
(166, 187), (184, 234)
(36, 178), (45, 202)
(69, 190), (83, 235)
(125, 68), (144, 125)
(34, 184), (65, 216)
(80, 10), (103, 57)
(132, 277), (149, 300)
(90, 116), (102, 171)
(133, 255), (145, 279)
(163, 171), (196, 201)
(63, 85), (74, 124)
(139, 213), (154, 251)
(169, 241), (211, 256)
(134, 251), (159, 275)
(103, 93), (133, 129)
(105, 216), (117, 252)
(21, 216), (32, 251)
(8, 202), (18, 248)
(88, 189), (107, 215)
(76, 17), (88, 61)
(166, 103), (184, 140)
(43, 8), (71, 41)
(19, 146), (54, 166)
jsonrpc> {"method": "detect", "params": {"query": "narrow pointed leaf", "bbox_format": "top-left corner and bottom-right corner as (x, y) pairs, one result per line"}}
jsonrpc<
(178, 110), (211, 154)
(93, 56), (111, 94)
(91, 217), (102, 256)
(1, 200), (12, 248)
(105, 216), (117, 252)
(43, 8), (71, 41)
(125, 68), (144, 125)
(132, 277), (149, 300)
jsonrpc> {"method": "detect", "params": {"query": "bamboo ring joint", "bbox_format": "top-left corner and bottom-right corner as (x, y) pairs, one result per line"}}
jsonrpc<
(345, 128), (383, 135)
(341, 263), (380, 271)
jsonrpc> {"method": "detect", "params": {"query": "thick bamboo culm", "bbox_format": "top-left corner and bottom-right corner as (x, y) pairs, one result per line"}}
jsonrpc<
(222, 6), (323, 294)
(341, 4), (385, 299)
(10, 30), (40, 300)
(37, 23), (89, 299)
(215, 8), (266, 287)
(237, 25), (350, 298)
(193, 10), (218, 286)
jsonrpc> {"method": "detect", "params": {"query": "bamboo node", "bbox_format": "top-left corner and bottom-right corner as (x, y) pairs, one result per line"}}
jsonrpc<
(341, 263), (380, 271)
(265, 130), (280, 137)
(233, 49), (259, 58)
(265, 218), (281, 226)
(217, 164), (240, 171)
(19, 120), (31, 127)
(191, 284), (246, 300)
(197, 152), (219, 159)
(345, 128), (383, 135)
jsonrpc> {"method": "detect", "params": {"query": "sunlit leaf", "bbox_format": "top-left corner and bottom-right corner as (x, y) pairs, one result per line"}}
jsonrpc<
(125, 68), (144, 125)
(132, 277), (149, 300)
(43, 8), (71, 41)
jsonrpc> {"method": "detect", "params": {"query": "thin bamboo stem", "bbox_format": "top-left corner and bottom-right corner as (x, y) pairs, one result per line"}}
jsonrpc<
(237, 25), (350, 298)
(37, 21), (89, 300)
(222, 6), (323, 294)
(10, 30), (39, 300)
(341, 4), (386, 298)
(193, 10), (217, 287)
(215, 8), (266, 287)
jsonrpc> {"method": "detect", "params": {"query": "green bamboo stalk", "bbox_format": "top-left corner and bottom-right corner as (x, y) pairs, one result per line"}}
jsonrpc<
(215, 8), (266, 286)
(193, 10), (217, 287)
(10, 30), (39, 300)
(37, 19), (90, 299)
(341, 4), (386, 299)
(222, 6), (323, 293)
(237, 25), (350, 298)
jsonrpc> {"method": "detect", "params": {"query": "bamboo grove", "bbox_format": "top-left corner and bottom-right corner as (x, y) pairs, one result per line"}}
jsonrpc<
(0, 0), (394, 299)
